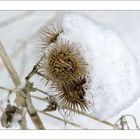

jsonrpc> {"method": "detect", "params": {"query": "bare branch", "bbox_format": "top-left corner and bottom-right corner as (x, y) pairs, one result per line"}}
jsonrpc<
(63, 106), (120, 130)
(38, 110), (88, 130)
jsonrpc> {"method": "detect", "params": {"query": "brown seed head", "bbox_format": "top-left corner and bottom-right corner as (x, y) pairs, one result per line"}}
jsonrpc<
(56, 77), (89, 111)
(38, 22), (89, 112)
(40, 22), (63, 47)
(39, 41), (86, 85)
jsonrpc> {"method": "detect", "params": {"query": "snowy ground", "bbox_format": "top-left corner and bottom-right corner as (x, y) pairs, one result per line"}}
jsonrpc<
(0, 11), (140, 129)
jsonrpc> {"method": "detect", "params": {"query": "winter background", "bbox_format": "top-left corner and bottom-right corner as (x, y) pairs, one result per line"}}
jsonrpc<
(0, 11), (140, 129)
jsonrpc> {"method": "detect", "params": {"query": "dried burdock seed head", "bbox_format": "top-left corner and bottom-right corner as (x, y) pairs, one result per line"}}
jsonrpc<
(39, 41), (86, 85)
(37, 20), (89, 112)
(37, 21), (63, 59)
(40, 21), (63, 48)
(38, 40), (89, 111)
(56, 78), (90, 111)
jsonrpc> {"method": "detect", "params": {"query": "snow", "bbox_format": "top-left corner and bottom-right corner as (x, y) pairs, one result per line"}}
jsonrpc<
(0, 11), (140, 129)
(45, 13), (140, 120)
(9, 113), (21, 129)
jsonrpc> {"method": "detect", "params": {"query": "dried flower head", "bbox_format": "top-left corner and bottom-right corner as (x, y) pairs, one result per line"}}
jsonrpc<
(39, 41), (86, 84)
(38, 40), (89, 111)
(40, 21), (63, 47)
(37, 21), (63, 59)
(56, 77), (89, 111)
(38, 22), (89, 112)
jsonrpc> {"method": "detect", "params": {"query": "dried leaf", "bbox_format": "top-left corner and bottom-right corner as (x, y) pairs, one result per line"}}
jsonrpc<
(1, 104), (20, 128)
(1, 112), (10, 128)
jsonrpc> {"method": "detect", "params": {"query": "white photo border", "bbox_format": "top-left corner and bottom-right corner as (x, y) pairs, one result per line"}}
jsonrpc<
(0, 1), (140, 140)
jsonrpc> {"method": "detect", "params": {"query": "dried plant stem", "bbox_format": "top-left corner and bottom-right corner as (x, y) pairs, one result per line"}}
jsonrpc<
(20, 108), (27, 129)
(38, 110), (87, 130)
(32, 87), (50, 96)
(115, 114), (139, 130)
(0, 41), (44, 130)
(0, 42), (20, 86)
(31, 94), (120, 129)
(25, 82), (45, 129)
(25, 55), (44, 81)
(0, 85), (119, 129)
(115, 115), (129, 130)
(64, 106), (120, 130)
(0, 86), (13, 92)
(0, 43), (125, 130)
(125, 114), (139, 129)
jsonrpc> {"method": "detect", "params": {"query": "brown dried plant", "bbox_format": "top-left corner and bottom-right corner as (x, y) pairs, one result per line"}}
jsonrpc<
(39, 40), (89, 111)
(38, 21), (63, 54)
(36, 20), (91, 112)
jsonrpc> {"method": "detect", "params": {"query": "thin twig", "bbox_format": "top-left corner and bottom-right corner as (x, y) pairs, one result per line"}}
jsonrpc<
(124, 114), (139, 129)
(64, 106), (120, 130)
(38, 110), (87, 130)
(25, 54), (45, 81)
(0, 86), (20, 96)
(0, 86), (12, 92)
(32, 87), (50, 96)
(30, 94), (120, 129)
(115, 114), (139, 130)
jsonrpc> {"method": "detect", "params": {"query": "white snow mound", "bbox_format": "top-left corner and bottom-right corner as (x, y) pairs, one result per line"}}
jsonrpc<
(50, 14), (140, 120)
